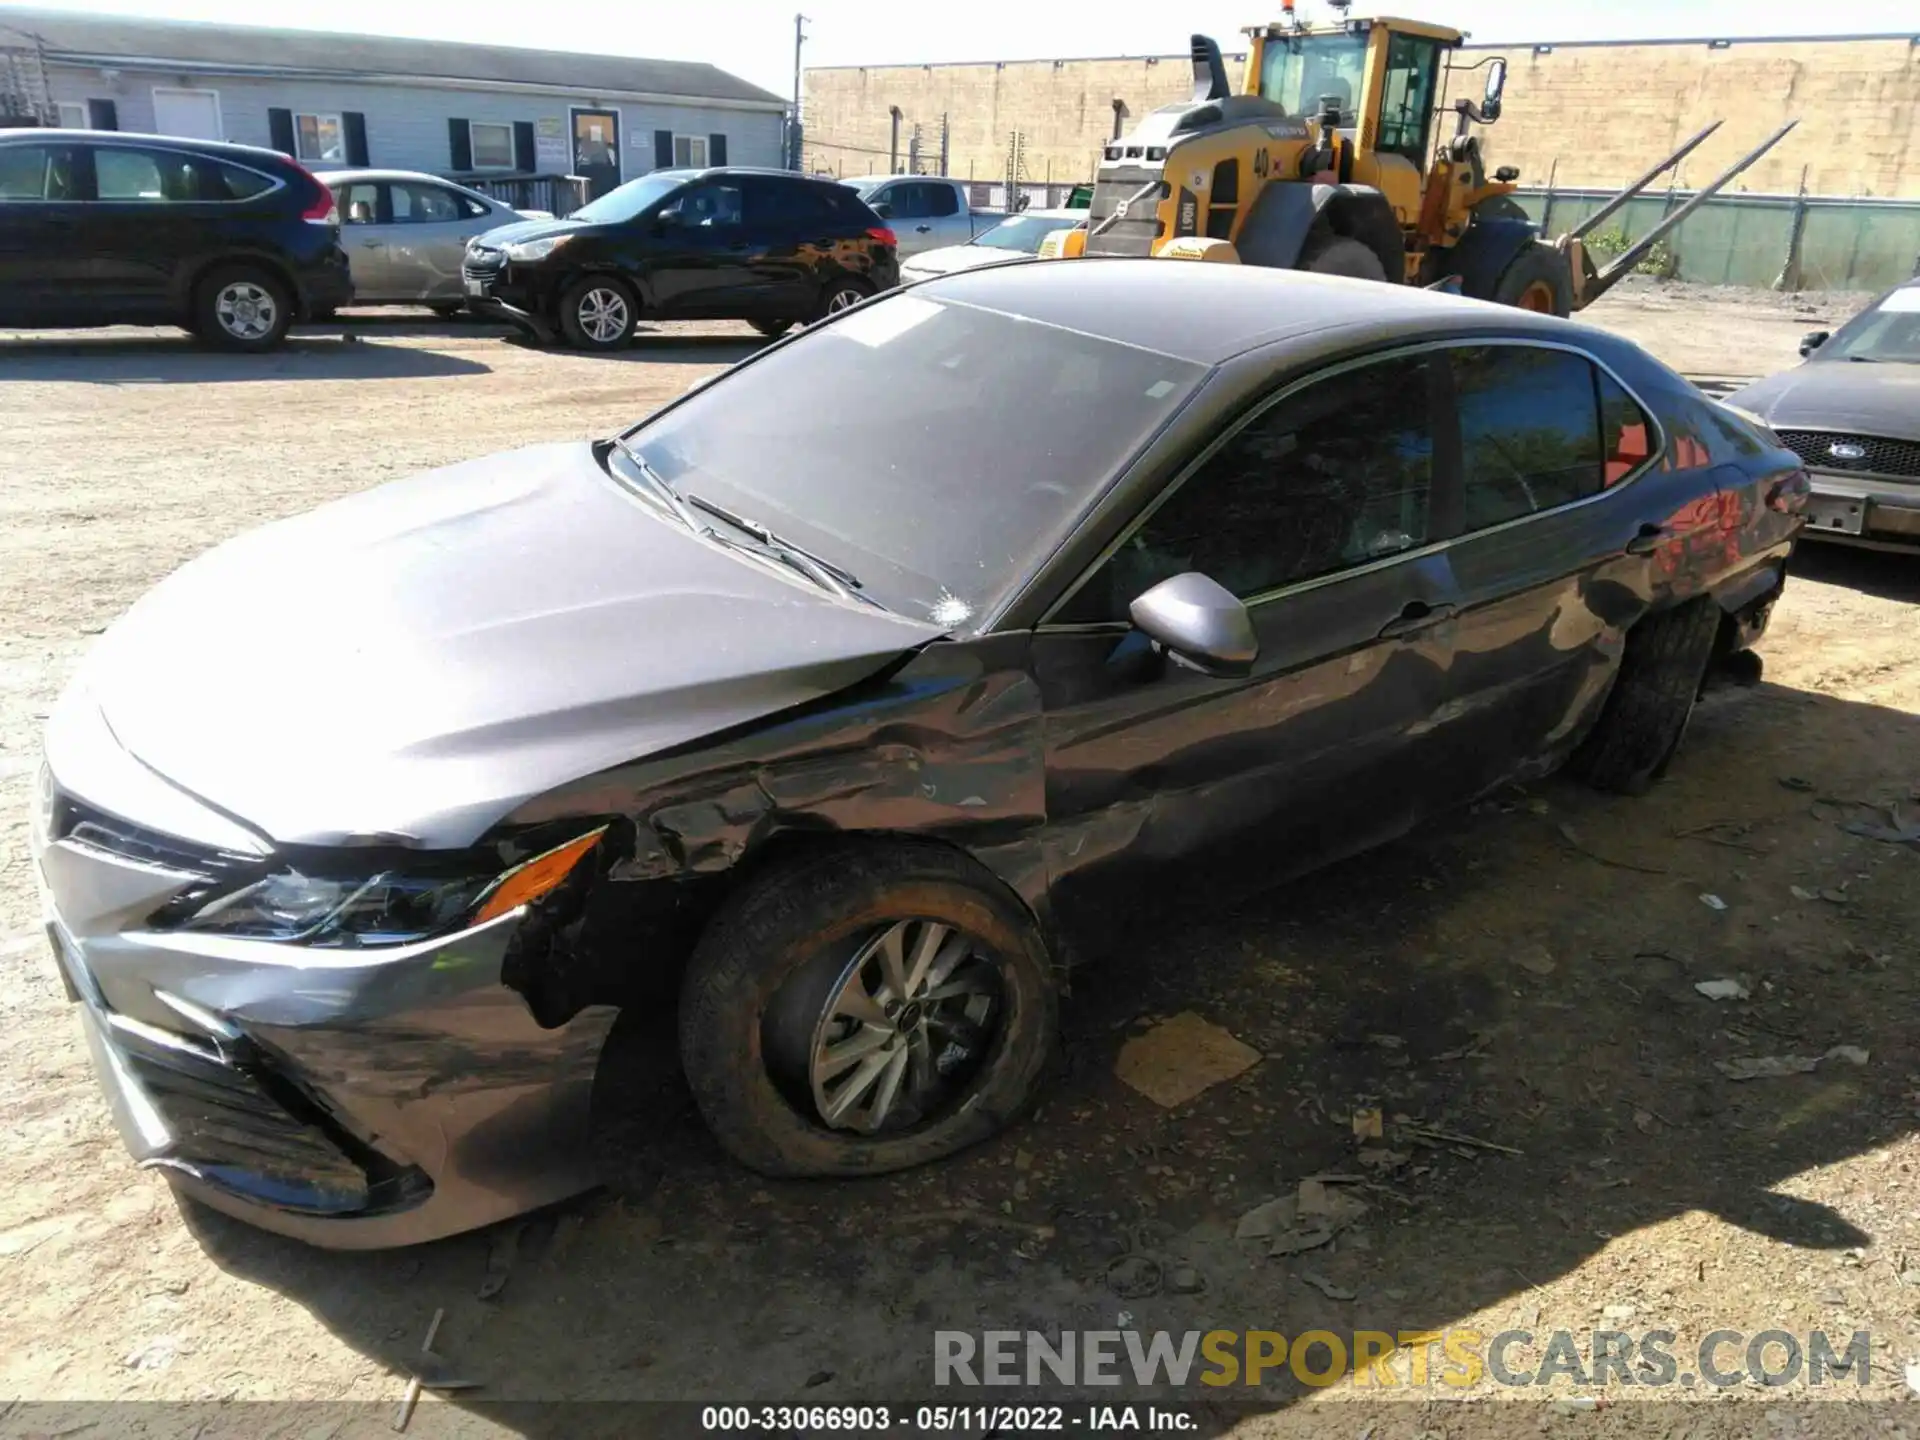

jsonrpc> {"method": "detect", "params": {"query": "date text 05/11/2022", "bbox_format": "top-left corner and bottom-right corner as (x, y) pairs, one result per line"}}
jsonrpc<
(699, 1404), (1196, 1432)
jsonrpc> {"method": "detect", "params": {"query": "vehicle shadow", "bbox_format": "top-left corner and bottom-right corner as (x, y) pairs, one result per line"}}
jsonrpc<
(1790, 540), (1920, 604)
(0, 333), (490, 383)
(177, 677), (1920, 1428)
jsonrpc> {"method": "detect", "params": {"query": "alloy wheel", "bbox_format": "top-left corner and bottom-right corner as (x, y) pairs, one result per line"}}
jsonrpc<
(577, 287), (630, 343)
(825, 287), (862, 315)
(215, 282), (278, 341)
(802, 918), (1003, 1134)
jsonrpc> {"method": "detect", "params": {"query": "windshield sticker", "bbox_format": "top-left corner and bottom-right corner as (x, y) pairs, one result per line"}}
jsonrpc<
(1882, 288), (1920, 314)
(1145, 379), (1178, 399)
(929, 590), (973, 627)
(830, 294), (943, 348)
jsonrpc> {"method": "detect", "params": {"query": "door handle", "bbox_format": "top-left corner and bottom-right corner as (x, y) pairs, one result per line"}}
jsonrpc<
(1377, 600), (1457, 639)
(915, 224), (933, 232)
(357, 240), (381, 249)
(1624, 523), (1672, 556)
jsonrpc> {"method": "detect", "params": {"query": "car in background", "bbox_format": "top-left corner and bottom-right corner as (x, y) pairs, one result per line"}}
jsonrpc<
(463, 166), (898, 349)
(901, 208), (1085, 284)
(1725, 278), (1920, 552)
(0, 129), (348, 351)
(34, 262), (1802, 1248)
(325, 168), (548, 315)
(838, 175), (1002, 257)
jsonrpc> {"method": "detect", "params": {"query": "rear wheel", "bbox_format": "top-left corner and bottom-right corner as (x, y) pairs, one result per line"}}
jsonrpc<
(751, 319), (794, 339)
(558, 276), (637, 350)
(678, 842), (1057, 1177)
(193, 266), (293, 352)
(1568, 598), (1722, 795)
(429, 301), (464, 319)
(1299, 234), (1389, 282)
(1491, 240), (1574, 317)
(812, 278), (870, 324)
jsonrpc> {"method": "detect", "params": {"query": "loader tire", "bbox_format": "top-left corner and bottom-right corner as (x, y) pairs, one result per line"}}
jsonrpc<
(1299, 234), (1388, 282)
(1492, 241), (1574, 317)
(1567, 598), (1722, 796)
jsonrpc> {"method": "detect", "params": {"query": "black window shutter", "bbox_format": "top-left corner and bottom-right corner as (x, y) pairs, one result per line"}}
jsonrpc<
(654, 129), (673, 169)
(512, 120), (535, 172)
(268, 107), (295, 155)
(708, 132), (727, 166)
(341, 112), (368, 166)
(86, 98), (117, 131)
(448, 117), (472, 171)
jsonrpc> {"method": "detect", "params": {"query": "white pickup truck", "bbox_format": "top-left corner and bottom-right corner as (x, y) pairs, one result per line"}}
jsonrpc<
(839, 176), (1005, 258)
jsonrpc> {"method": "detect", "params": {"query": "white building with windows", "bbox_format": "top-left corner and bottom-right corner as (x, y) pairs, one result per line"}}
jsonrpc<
(0, 6), (788, 208)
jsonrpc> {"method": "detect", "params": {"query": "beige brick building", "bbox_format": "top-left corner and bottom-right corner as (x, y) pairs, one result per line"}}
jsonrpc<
(804, 32), (1920, 199)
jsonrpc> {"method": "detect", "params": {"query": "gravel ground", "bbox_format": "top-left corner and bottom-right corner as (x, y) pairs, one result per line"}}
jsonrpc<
(2, 283), (1916, 1438)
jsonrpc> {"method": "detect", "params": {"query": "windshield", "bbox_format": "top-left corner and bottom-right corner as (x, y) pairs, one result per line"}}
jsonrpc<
(973, 215), (1077, 253)
(1259, 31), (1369, 123)
(570, 173), (689, 225)
(620, 294), (1207, 626)
(1821, 287), (1920, 363)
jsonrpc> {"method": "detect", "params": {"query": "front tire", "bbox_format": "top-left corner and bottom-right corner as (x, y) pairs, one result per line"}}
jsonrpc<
(193, 266), (293, 352)
(1491, 240), (1574, 317)
(558, 276), (637, 350)
(1568, 598), (1722, 795)
(751, 318), (794, 339)
(1299, 234), (1389, 282)
(678, 842), (1057, 1178)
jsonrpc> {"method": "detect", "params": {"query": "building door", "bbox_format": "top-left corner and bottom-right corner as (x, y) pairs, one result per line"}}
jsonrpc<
(571, 109), (621, 201)
(150, 88), (222, 141)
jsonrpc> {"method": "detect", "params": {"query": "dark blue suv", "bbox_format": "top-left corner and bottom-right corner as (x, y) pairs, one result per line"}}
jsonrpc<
(0, 129), (350, 351)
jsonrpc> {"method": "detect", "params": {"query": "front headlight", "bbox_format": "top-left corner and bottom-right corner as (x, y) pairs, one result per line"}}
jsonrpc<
(160, 827), (607, 947)
(503, 235), (568, 263)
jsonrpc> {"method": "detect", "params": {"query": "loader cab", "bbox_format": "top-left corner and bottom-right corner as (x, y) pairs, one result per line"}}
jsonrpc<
(1247, 16), (1461, 228)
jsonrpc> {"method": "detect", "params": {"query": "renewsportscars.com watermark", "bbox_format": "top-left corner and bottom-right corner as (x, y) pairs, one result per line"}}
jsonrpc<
(935, 1328), (1871, 1390)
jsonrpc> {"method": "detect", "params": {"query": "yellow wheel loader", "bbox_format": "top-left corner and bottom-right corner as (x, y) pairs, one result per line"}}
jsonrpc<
(1044, 4), (1795, 316)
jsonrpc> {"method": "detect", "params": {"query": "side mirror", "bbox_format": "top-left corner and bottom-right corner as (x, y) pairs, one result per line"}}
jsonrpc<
(1800, 329), (1830, 357)
(1129, 573), (1257, 678)
(1482, 58), (1507, 121)
(872, 202), (893, 219)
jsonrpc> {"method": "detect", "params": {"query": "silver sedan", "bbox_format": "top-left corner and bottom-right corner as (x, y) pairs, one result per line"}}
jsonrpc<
(325, 168), (550, 311)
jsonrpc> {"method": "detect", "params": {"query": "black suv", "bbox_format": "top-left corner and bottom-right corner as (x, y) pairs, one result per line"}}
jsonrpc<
(0, 130), (349, 351)
(462, 167), (899, 349)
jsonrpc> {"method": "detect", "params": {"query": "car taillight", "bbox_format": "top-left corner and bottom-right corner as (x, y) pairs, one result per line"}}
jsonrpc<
(294, 166), (337, 224)
(867, 226), (897, 248)
(1768, 468), (1811, 515)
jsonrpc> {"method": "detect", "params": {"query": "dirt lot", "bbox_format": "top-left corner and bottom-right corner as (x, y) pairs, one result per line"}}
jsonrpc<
(4, 279), (1919, 1436)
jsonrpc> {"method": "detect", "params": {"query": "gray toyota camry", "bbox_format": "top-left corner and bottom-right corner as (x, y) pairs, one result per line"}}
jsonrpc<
(32, 261), (1804, 1248)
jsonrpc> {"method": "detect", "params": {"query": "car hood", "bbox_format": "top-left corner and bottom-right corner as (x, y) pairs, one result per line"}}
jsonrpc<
(77, 443), (941, 850)
(902, 245), (1034, 279)
(472, 215), (587, 249)
(1727, 362), (1920, 443)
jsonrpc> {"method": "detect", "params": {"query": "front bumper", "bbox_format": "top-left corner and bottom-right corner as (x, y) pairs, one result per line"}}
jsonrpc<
(29, 696), (616, 1249)
(1802, 470), (1920, 552)
(461, 264), (557, 341)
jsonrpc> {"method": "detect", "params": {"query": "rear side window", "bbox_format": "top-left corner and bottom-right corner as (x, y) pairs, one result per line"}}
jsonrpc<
(94, 146), (199, 202)
(921, 182), (959, 218)
(746, 178), (830, 228)
(392, 181), (464, 223)
(1598, 368), (1657, 481)
(0, 144), (79, 201)
(1452, 345), (1604, 532)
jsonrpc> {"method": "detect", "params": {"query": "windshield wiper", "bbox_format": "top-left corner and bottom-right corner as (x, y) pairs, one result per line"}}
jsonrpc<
(683, 492), (876, 604)
(609, 437), (704, 534)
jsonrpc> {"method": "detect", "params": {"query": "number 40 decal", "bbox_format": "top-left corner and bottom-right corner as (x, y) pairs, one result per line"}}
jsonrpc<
(1252, 147), (1272, 178)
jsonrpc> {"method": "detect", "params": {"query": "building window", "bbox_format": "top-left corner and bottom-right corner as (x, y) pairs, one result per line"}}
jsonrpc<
(56, 102), (87, 129)
(673, 134), (708, 168)
(469, 121), (515, 169)
(294, 113), (345, 163)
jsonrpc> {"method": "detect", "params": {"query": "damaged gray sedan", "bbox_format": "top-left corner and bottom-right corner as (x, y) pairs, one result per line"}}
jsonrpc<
(32, 261), (1802, 1247)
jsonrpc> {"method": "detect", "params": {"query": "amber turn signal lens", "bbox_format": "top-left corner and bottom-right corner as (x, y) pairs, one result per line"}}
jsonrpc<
(472, 827), (608, 926)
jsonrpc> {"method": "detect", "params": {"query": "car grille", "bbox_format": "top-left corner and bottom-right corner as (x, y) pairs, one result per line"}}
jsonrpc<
(1084, 167), (1166, 259)
(463, 245), (504, 283)
(51, 792), (260, 883)
(1774, 430), (1920, 480)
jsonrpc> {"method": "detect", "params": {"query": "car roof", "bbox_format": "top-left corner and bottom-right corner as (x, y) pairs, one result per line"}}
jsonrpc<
(323, 168), (490, 188)
(915, 258), (1583, 366)
(1, 127), (294, 165)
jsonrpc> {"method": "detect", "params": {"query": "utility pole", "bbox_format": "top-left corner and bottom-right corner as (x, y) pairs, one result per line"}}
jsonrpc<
(939, 112), (949, 176)
(789, 13), (808, 171)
